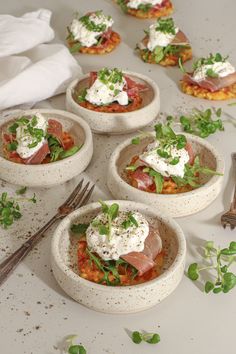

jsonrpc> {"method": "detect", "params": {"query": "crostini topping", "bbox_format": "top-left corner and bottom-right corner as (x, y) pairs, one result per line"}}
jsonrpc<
(127, 0), (163, 10)
(85, 68), (129, 106)
(85, 201), (150, 261)
(192, 53), (235, 81)
(147, 18), (178, 51)
(70, 11), (113, 47)
(11, 113), (48, 159)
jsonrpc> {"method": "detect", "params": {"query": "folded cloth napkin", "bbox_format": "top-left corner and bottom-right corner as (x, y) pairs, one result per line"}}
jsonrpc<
(0, 9), (82, 110)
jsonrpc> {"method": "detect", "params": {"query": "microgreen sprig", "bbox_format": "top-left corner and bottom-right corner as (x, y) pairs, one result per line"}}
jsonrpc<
(98, 68), (123, 85)
(172, 156), (222, 188)
(122, 212), (139, 229)
(137, 3), (152, 12)
(132, 331), (160, 345)
(117, 0), (128, 12)
(66, 335), (86, 354)
(154, 122), (187, 158)
(188, 241), (236, 294)
(0, 192), (21, 229)
(179, 108), (224, 138)
(91, 201), (119, 241)
(193, 53), (228, 71)
(156, 18), (176, 35)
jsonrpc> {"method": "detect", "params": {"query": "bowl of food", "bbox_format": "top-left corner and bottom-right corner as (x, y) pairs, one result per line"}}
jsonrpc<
(107, 123), (224, 217)
(66, 67), (160, 134)
(51, 200), (186, 313)
(0, 109), (93, 187)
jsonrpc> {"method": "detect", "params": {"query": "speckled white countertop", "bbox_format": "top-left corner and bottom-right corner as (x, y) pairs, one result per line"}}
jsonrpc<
(0, 0), (236, 353)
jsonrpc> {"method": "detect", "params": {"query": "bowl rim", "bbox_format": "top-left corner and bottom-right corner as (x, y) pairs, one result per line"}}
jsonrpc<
(51, 200), (186, 292)
(0, 108), (93, 170)
(66, 70), (160, 117)
(108, 132), (225, 199)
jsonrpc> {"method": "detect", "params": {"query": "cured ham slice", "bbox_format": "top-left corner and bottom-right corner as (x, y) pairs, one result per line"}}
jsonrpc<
(183, 72), (236, 92)
(185, 142), (194, 165)
(124, 76), (147, 91)
(122, 226), (162, 276)
(47, 119), (64, 148)
(129, 167), (155, 191)
(24, 142), (50, 165)
(171, 30), (189, 46)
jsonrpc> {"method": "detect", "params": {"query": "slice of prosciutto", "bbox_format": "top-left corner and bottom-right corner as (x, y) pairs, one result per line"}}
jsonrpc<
(183, 72), (236, 92)
(129, 167), (154, 191)
(121, 226), (162, 276)
(47, 119), (65, 148)
(23, 141), (50, 165)
(171, 30), (189, 46)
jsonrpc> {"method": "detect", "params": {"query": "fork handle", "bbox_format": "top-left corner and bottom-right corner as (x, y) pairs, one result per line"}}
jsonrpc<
(0, 213), (60, 286)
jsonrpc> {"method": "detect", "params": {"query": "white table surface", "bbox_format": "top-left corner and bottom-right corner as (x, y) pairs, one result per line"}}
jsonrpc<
(0, 0), (236, 353)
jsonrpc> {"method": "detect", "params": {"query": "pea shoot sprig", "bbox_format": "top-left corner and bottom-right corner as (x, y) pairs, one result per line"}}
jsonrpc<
(66, 335), (86, 354)
(0, 189), (36, 229)
(179, 108), (224, 138)
(188, 241), (236, 294)
(156, 18), (176, 35)
(79, 11), (109, 33)
(132, 331), (161, 345)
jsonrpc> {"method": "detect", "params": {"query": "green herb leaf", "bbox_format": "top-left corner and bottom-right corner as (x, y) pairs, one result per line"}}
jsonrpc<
(146, 333), (161, 344)
(187, 263), (199, 281)
(16, 187), (27, 195)
(131, 331), (160, 345)
(71, 223), (89, 235)
(59, 146), (81, 159)
(131, 137), (140, 145)
(148, 169), (164, 193)
(132, 331), (142, 344)
(68, 344), (86, 354)
(205, 281), (214, 293)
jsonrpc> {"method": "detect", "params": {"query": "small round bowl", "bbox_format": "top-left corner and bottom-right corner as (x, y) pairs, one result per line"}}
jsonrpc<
(0, 109), (93, 187)
(107, 134), (224, 217)
(66, 71), (160, 135)
(51, 200), (186, 314)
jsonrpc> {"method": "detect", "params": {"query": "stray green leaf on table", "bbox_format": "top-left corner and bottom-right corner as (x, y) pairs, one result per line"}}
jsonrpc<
(179, 108), (224, 138)
(187, 241), (236, 294)
(131, 331), (161, 345)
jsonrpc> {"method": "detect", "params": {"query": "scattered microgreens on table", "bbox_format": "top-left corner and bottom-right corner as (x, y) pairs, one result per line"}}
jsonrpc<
(179, 108), (224, 138)
(188, 241), (236, 294)
(0, 190), (36, 229)
(132, 331), (161, 345)
(66, 335), (86, 354)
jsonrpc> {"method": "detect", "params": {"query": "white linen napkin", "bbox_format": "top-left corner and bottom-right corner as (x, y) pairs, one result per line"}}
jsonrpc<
(0, 9), (82, 111)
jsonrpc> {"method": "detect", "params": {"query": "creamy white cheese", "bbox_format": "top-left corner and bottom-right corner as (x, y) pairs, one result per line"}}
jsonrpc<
(85, 76), (129, 106)
(193, 61), (235, 81)
(70, 12), (113, 47)
(127, 0), (163, 9)
(140, 141), (190, 178)
(16, 113), (47, 159)
(86, 211), (149, 260)
(147, 23), (178, 51)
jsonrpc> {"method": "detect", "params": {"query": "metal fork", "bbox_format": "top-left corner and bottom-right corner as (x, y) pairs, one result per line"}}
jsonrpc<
(0, 179), (95, 286)
(221, 153), (236, 230)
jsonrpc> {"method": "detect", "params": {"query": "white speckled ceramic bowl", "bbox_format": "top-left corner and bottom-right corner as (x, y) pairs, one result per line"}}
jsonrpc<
(107, 134), (224, 218)
(0, 109), (93, 187)
(66, 71), (160, 135)
(51, 200), (186, 313)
